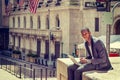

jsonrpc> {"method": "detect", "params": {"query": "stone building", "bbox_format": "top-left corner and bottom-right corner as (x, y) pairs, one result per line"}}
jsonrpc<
(1, 0), (120, 59)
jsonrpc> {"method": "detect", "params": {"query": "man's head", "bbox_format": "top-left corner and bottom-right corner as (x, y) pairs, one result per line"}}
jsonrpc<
(81, 27), (91, 42)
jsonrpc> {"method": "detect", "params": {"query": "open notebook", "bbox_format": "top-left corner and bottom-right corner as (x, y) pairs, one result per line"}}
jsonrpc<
(67, 54), (81, 66)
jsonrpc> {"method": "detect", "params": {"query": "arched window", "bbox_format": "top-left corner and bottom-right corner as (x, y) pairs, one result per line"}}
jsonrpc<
(24, 16), (26, 28)
(30, 16), (33, 28)
(13, 17), (15, 28)
(18, 17), (20, 28)
(46, 15), (50, 29)
(37, 16), (41, 29)
(56, 15), (60, 27)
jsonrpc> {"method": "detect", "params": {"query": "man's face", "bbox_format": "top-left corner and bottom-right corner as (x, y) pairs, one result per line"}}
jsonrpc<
(81, 30), (91, 41)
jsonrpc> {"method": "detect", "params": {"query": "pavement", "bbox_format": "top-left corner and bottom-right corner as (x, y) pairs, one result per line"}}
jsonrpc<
(0, 69), (21, 80)
(0, 54), (57, 80)
(0, 69), (57, 80)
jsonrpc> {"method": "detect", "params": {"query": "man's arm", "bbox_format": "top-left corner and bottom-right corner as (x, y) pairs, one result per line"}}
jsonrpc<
(91, 40), (108, 65)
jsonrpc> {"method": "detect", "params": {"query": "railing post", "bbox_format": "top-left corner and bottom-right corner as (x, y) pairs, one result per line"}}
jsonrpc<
(19, 64), (22, 78)
(24, 64), (26, 78)
(45, 68), (47, 80)
(30, 64), (33, 78)
(5, 59), (7, 70)
(40, 69), (43, 80)
(14, 62), (16, 75)
(33, 68), (35, 80)
(0, 58), (2, 69)
(9, 61), (11, 73)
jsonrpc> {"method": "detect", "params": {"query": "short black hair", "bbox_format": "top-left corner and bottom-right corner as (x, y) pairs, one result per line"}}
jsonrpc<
(81, 27), (90, 33)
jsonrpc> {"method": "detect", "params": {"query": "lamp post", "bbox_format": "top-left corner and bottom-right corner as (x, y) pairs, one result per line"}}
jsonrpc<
(106, 0), (111, 54)
(48, 27), (60, 65)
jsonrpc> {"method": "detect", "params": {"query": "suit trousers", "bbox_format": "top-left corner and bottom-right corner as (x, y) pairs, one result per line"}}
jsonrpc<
(67, 63), (96, 80)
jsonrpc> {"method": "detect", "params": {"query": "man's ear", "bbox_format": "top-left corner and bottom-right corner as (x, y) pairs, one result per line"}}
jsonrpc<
(89, 32), (91, 35)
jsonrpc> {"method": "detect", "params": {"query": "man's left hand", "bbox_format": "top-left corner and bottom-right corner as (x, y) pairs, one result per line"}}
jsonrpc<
(80, 58), (87, 64)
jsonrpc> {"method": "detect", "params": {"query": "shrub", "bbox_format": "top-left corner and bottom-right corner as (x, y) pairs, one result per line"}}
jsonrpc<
(13, 50), (21, 54)
(27, 53), (38, 58)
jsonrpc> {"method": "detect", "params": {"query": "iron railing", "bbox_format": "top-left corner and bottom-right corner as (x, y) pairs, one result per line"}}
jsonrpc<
(0, 57), (56, 80)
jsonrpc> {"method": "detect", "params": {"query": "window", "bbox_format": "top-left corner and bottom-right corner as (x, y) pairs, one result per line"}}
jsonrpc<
(56, 15), (60, 27)
(24, 16), (26, 28)
(95, 17), (99, 32)
(13, 17), (15, 28)
(37, 16), (41, 29)
(30, 16), (33, 28)
(18, 17), (20, 28)
(18, 36), (21, 48)
(46, 15), (50, 29)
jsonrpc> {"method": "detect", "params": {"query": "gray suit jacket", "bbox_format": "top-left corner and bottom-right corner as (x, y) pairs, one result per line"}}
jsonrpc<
(85, 37), (113, 70)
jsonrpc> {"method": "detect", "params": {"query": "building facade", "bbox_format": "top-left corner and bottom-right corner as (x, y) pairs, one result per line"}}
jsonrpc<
(1, 0), (120, 59)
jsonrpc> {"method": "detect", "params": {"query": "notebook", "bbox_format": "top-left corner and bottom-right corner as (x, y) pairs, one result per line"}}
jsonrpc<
(67, 54), (81, 66)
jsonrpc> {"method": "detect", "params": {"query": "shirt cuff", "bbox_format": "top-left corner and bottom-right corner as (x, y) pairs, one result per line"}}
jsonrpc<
(87, 59), (91, 63)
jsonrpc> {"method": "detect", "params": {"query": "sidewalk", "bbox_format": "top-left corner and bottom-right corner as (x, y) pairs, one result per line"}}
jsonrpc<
(0, 69), (57, 80)
(0, 69), (21, 80)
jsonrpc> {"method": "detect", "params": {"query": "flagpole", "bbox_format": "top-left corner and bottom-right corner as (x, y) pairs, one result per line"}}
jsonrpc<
(48, 8), (52, 66)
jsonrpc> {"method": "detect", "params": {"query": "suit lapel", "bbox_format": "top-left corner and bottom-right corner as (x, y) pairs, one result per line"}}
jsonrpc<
(85, 42), (92, 59)
(91, 38), (95, 57)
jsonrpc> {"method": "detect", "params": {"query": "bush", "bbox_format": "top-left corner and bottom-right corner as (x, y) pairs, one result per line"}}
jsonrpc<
(27, 53), (38, 58)
(13, 50), (21, 54)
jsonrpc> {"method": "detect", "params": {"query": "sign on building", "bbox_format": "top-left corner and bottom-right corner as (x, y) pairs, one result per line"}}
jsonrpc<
(84, 1), (106, 11)
(101, 12), (113, 25)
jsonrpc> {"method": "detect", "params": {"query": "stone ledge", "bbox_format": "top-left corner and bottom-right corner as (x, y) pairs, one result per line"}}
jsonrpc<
(57, 57), (120, 80)
(83, 62), (120, 80)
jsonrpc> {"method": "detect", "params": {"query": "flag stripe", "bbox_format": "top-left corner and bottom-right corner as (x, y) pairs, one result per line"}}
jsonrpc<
(5, 1), (12, 16)
(19, 0), (24, 7)
(29, 0), (39, 14)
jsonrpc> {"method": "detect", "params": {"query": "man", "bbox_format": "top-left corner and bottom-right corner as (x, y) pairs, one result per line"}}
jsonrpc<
(67, 27), (113, 80)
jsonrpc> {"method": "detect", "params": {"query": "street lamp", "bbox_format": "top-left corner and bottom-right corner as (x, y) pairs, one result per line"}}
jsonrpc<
(48, 27), (60, 65)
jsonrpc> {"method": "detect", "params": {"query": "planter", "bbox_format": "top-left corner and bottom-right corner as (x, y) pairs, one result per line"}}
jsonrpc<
(30, 57), (36, 63)
(12, 53), (20, 59)
(27, 53), (38, 63)
(12, 50), (21, 59)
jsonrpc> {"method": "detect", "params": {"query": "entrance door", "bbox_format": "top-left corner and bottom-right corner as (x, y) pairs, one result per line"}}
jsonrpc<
(55, 41), (60, 59)
(37, 39), (41, 57)
(45, 40), (49, 59)
(115, 20), (120, 34)
(0, 28), (9, 50)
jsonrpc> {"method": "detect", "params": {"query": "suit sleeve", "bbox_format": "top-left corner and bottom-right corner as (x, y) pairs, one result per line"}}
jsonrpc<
(91, 40), (108, 65)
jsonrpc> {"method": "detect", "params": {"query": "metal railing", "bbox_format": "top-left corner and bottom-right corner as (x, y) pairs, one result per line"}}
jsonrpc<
(0, 57), (56, 80)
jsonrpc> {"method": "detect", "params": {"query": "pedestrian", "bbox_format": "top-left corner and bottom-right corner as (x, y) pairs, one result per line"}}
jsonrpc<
(67, 27), (113, 80)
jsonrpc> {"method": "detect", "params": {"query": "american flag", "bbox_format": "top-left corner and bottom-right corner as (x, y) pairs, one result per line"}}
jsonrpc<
(17, 0), (24, 7)
(5, 0), (12, 16)
(29, 0), (39, 14)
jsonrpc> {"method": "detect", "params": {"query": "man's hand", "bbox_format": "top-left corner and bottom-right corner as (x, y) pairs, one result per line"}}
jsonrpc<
(80, 57), (87, 64)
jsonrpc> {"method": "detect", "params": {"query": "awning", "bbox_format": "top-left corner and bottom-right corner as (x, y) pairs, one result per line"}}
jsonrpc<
(110, 41), (120, 49)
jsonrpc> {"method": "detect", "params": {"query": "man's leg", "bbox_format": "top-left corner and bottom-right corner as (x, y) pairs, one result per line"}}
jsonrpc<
(74, 64), (96, 80)
(67, 64), (78, 80)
